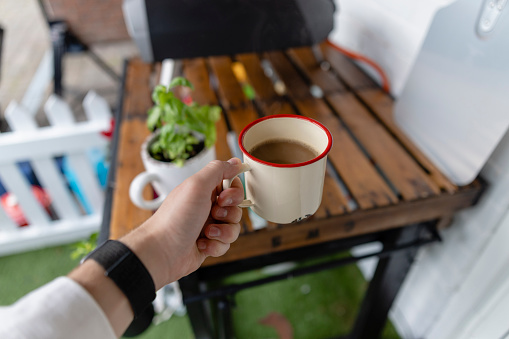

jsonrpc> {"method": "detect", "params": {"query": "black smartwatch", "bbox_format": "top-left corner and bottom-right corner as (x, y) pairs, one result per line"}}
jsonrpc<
(82, 240), (156, 318)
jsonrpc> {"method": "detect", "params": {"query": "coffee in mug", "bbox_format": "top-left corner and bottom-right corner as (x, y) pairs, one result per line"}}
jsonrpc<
(249, 139), (319, 165)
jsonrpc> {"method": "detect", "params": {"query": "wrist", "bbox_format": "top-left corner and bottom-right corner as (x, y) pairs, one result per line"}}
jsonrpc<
(120, 223), (178, 290)
(81, 240), (156, 318)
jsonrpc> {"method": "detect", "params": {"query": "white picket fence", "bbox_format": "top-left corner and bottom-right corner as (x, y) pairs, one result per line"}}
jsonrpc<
(0, 91), (111, 256)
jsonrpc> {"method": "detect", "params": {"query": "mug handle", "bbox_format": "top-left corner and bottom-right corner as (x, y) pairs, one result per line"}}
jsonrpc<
(222, 163), (254, 208)
(129, 172), (166, 210)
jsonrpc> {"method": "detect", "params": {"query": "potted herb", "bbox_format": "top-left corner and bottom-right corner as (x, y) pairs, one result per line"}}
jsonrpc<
(129, 77), (221, 210)
(147, 77), (221, 167)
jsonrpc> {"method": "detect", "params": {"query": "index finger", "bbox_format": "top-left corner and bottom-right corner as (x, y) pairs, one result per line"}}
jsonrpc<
(193, 158), (243, 193)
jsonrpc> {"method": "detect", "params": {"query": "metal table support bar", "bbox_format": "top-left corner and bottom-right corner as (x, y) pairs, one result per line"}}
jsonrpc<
(183, 222), (439, 305)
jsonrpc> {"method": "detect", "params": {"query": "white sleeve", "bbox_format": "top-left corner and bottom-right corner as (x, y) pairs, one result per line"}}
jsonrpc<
(0, 276), (116, 339)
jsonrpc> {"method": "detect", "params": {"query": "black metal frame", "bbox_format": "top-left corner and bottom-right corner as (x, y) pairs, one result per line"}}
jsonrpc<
(48, 20), (121, 96)
(99, 59), (127, 244)
(37, 0), (120, 96)
(0, 25), (4, 83)
(179, 222), (440, 339)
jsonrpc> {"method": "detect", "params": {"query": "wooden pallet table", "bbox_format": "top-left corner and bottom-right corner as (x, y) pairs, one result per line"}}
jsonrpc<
(103, 43), (484, 339)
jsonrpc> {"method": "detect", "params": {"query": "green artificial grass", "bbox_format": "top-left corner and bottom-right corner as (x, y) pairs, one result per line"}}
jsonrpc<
(0, 245), (399, 339)
(0, 244), (193, 339)
(216, 253), (400, 339)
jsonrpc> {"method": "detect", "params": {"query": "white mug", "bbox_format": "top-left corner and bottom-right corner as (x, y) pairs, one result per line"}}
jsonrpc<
(224, 115), (333, 224)
(129, 133), (216, 210)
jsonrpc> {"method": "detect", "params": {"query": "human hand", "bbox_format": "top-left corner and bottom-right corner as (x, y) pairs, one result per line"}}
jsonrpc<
(122, 158), (245, 289)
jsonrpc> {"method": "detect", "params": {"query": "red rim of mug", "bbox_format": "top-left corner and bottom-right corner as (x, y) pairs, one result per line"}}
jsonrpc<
(239, 114), (333, 168)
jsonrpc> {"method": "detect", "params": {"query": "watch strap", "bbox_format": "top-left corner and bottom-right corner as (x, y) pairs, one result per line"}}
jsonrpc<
(83, 240), (156, 318)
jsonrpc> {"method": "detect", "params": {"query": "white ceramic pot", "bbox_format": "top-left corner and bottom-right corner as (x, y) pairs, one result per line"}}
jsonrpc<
(129, 132), (216, 210)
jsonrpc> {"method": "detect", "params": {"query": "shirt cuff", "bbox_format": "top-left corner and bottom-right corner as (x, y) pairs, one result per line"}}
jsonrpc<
(0, 276), (116, 339)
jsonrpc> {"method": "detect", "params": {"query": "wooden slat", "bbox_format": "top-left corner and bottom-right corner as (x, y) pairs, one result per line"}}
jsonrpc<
(327, 92), (440, 200)
(110, 119), (153, 239)
(258, 100), (295, 116)
(323, 171), (351, 216)
(182, 58), (235, 162)
(313, 202), (328, 220)
(287, 47), (346, 94)
(264, 51), (311, 100)
(208, 56), (247, 109)
(183, 58), (218, 105)
(294, 97), (398, 209)
(320, 43), (377, 89)
(236, 53), (279, 101)
(356, 89), (458, 193)
(203, 182), (483, 266)
(123, 59), (153, 119)
(223, 106), (259, 136)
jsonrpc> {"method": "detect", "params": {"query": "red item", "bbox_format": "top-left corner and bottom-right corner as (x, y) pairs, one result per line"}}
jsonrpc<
(1, 186), (51, 227)
(100, 118), (116, 139)
(326, 39), (391, 93)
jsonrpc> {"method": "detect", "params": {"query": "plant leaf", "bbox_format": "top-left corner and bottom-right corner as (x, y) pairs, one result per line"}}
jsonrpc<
(152, 85), (168, 104)
(147, 106), (162, 131)
(169, 77), (194, 90)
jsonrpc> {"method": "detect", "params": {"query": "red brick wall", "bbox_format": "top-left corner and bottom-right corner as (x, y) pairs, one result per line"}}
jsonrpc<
(43, 0), (130, 44)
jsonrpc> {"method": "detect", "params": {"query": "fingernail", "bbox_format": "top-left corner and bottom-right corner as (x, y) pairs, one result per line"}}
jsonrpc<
(209, 226), (221, 237)
(217, 207), (228, 218)
(224, 198), (233, 206)
(228, 158), (240, 165)
(197, 241), (207, 250)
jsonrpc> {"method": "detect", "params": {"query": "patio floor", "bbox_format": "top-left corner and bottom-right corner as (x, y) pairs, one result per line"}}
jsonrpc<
(0, 0), (138, 126)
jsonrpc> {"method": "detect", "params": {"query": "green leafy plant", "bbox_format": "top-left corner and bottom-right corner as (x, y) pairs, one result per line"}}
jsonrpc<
(147, 77), (221, 167)
(70, 232), (98, 261)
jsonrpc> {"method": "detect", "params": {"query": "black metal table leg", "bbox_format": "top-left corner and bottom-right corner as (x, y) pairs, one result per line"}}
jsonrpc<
(180, 272), (215, 339)
(50, 21), (66, 96)
(216, 296), (234, 339)
(350, 223), (431, 339)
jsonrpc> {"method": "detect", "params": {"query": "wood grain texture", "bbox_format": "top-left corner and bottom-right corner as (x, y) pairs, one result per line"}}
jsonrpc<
(327, 92), (440, 200)
(356, 89), (457, 193)
(110, 119), (153, 239)
(320, 43), (377, 90)
(203, 183), (482, 266)
(294, 97), (398, 209)
(287, 47), (346, 94)
(208, 56), (247, 109)
(236, 53), (279, 101)
(183, 58), (218, 105)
